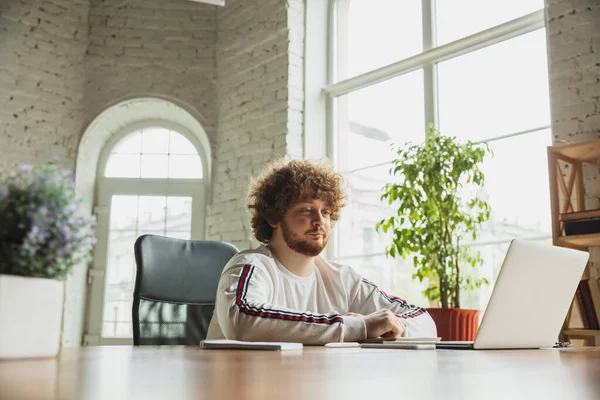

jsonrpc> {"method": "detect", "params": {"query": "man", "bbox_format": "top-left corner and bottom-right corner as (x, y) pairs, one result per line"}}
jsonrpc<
(206, 159), (436, 344)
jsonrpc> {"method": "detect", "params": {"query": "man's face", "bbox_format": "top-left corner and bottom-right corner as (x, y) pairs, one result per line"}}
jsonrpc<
(277, 199), (332, 257)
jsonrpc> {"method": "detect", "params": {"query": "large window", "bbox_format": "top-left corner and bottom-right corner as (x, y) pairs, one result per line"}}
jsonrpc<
(329, 0), (550, 309)
(85, 123), (207, 345)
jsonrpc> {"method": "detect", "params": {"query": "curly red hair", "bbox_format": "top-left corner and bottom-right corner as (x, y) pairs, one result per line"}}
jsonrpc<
(247, 159), (347, 243)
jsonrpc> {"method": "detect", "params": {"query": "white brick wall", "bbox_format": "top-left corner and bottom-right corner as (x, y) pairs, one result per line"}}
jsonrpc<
(85, 0), (218, 141)
(208, 0), (305, 250)
(287, 0), (305, 159)
(546, 0), (600, 144)
(546, 0), (600, 281)
(0, 0), (89, 170)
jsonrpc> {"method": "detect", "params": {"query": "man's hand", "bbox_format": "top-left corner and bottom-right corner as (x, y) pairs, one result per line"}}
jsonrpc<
(363, 309), (406, 339)
(344, 312), (363, 317)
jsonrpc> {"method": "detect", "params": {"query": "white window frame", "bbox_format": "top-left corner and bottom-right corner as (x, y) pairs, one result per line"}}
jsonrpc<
(84, 120), (209, 346)
(324, 1), (552, 273)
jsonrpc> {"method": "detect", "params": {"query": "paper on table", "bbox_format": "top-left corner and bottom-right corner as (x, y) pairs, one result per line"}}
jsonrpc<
(200, 339), (303, 351)
(324, 342), (360, 348)
(360, 337), (441, 344)
(361, 343), (436, 350)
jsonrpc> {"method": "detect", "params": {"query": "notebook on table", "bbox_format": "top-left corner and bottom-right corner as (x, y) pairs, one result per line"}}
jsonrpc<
(200, 339), (303, 351)
(435, 239), (589, 350)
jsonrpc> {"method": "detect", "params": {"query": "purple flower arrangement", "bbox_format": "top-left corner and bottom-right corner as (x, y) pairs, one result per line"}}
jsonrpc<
(0, 164), (96, 280)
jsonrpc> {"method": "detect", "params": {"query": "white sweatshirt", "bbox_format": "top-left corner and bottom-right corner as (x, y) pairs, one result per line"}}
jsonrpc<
(206, 246), (437, 344)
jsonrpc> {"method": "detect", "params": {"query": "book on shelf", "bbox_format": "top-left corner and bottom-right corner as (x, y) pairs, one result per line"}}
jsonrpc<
(564, 218), (600, 236)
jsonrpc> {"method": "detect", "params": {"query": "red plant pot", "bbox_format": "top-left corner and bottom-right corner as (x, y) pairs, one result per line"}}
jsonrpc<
(427, 308), (480, 341)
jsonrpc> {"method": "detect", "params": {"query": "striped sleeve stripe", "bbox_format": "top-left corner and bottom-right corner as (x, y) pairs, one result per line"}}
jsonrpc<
(235, 264), (344, 325)
(362, 278), (426, 318)
(395, 307), (427, 319)
(361, 278), (411, 307)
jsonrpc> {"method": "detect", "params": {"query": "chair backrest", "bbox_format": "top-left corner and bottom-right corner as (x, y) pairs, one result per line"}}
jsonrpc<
(132, 234), (238, 345)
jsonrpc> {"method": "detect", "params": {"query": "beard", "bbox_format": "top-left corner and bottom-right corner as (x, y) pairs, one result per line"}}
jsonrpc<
(281, 218), (328, 257)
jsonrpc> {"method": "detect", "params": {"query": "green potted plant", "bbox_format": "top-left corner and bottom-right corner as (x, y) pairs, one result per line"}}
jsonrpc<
(376, 124), (492, 341)
(0, 164), (95, 358)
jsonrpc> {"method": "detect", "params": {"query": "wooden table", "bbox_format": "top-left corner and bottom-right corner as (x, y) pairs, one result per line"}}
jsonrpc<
(1, 346), (599, 400)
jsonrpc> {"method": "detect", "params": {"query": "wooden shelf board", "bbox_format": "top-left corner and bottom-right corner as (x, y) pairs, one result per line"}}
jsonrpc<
(557, 233), (600, 247)
(550, 139), (600, 161)
(560, 209), (600, 222)
(564, 329), (600, 336)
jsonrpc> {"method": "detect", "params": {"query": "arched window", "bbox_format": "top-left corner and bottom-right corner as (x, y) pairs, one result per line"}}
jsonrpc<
(104, 127), (203, 179)
(86, 121), (208, 345)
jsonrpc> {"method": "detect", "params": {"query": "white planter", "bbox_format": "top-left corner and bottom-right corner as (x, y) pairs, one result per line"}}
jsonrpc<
(0, 274), (64, 359)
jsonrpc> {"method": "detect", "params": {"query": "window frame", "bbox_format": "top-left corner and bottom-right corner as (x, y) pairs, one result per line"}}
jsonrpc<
(324, 1), (552, 305)
(85, 120), (208, 345)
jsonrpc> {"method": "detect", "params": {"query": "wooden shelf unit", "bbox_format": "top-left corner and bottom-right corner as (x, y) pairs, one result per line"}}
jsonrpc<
(548, 139), (600, 346)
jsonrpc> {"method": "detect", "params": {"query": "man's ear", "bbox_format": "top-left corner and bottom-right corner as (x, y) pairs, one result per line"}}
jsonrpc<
(268, 219), (279, 229)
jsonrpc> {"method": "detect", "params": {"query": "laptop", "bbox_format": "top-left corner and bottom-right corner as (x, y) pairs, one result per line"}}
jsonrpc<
(436, 239), (589, 350)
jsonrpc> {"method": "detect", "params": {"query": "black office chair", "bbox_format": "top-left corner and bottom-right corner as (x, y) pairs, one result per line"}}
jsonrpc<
(132, 234), (238, 345)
